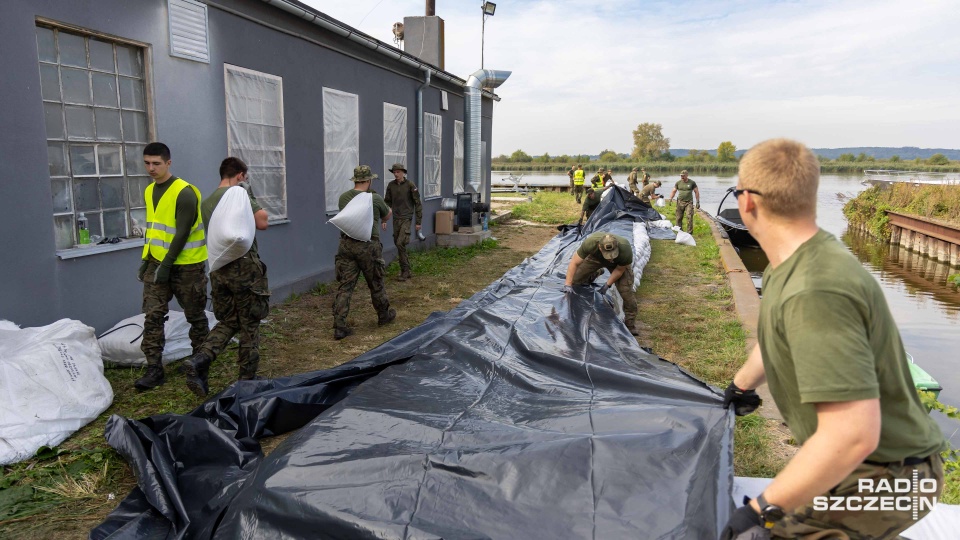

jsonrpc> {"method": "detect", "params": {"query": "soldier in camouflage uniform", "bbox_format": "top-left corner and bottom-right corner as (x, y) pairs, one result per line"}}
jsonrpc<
(136, 142), (209, 391)
(332, 165), (396, 340)
(384, 163), (422, 281)
(563, 232), (639, 336)
(667, 170), (700, 233)
(590, 167), (605, 189)
(640, 168), (651, 187)
(720, 139), (945, 540)
(627, 167), (640, 196)
(184, 157), (270, 397)
(568, 165), (576, 196)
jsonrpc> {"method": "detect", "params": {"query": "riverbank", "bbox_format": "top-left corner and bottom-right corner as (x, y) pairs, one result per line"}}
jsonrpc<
(495, 162), (960, 175)
(844, 183), (960, 240)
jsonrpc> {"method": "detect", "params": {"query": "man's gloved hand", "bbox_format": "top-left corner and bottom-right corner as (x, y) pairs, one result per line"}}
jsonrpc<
(137, 260), (149, 282)
(723, 381), (762, 416)
(561, 285), (574, 294)
(719, 503), (766, 540)
(598, 284), (610, 295)
(696, 202), (701, 209)
(153, 263), (172, 284)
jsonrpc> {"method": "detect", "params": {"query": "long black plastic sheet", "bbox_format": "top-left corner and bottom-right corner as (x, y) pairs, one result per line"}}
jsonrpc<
(92, 187), (731, 539)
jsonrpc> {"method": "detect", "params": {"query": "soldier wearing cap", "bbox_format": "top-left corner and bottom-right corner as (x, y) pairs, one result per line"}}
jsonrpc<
(627, 167), (640, 196)
(590, 167), (605, 189)
(667, 169), (700, 233)
(563, 231), (639, 336)
(573, 164), (586, 203)
(332, 165), (396, 340)
(641, 168), (651, 187)
(384, 163), (422, 281)
(639, 180), (663, 205)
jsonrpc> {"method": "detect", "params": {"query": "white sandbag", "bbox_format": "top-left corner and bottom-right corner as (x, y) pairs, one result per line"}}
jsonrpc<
(655, 198), (665, 208)
(98, 311), (217, 367)
(0, 320), (20, 331)
(675, 230), (697, 246)
(648, 219), (674, 229)
(631, 222), (652, 290)
(329, 192), (373, 241)
(0, 319), (113, 465)
(207, 186), (256, 272)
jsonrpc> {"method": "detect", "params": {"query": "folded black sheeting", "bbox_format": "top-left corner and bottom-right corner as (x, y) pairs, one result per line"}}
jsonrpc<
(92, 187), (731, 540)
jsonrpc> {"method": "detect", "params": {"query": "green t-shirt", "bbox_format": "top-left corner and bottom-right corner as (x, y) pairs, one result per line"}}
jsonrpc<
(674, 179), (697, 202)
(639, 183), (658, 203)
(577, 232), (633, 268)
(581, 192), (600, 214)
(339, 189), (390, 240)
(201, 183), (263, 258)
(759, 229), (944, 462)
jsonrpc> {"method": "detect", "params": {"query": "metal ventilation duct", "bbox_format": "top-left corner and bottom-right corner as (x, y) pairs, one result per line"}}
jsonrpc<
(465, 69), (510, 193)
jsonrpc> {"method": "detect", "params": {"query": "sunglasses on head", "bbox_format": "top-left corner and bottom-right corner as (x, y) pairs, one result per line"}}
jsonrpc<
(732, 188), (762, 198)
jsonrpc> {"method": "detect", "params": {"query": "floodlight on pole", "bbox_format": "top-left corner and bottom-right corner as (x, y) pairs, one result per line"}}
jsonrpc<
(481, 2), (496, 69)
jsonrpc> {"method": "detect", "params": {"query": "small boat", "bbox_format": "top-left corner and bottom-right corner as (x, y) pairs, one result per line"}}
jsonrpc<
(862, 169), (960, 187)
(906, 352), (942, 399)
(712, 187), (759, 247)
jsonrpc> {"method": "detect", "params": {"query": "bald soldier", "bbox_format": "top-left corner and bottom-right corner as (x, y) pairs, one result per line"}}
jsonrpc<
(563, 232), (639, 336)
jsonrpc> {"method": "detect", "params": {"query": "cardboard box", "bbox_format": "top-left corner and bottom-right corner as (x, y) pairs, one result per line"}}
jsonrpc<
(435, 211), (454, 235)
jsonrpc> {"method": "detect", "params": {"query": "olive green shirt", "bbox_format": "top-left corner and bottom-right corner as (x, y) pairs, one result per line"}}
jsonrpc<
(627, 171), (638, 185)
(577, 232), (633, 268)
(639, 183), (658, 204)
(581, 192), (601, 216)
(201, 183), (263, 258)
(674, 179), (697, 203)
(759, 229), (945, 462)
(339, 189), (390, 240)
(384, 178), (423, 222)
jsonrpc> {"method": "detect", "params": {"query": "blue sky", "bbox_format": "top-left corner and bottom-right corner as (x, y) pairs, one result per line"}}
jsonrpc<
(300, 0), (960, 155)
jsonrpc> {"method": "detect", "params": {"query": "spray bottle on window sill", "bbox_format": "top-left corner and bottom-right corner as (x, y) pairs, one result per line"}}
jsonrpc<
(77, 213), (90, 246)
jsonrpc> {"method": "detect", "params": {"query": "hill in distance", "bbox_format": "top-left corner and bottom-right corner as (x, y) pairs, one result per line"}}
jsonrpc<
(670, 147), (960, 160)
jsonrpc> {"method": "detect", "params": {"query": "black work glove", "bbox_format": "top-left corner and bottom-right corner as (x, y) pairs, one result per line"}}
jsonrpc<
(719, 503), (766, 540)
(561, 285), (574, 294)
(153, 263), (172, 284)
(696, 202), (701, 210)
(598, 284), (610, 295)
(137, 260), (149, 282)
(723, 382), (762, 416)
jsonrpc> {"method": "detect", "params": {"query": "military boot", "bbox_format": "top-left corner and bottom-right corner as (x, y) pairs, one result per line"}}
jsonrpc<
(334, 326), (353, 340)
(625, 319), (640, 336)
(398, 268), (412, 281)
(377, 308), (397, 326)
(134, 364), (166, 391)
(183, 352), (213, 398)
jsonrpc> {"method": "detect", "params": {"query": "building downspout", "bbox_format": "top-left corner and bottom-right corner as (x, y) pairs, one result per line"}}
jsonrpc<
(417, 69), (431, 199)
(465, 69), (511, 197)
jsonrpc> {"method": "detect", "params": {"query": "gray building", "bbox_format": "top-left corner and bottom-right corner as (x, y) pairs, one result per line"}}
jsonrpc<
(1, 0), (503, 331)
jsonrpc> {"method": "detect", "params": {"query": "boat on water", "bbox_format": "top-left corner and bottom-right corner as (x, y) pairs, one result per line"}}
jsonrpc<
(907, 352), (943, 400)
(862, 169), (960, 187)
(711, 186), (759, 247)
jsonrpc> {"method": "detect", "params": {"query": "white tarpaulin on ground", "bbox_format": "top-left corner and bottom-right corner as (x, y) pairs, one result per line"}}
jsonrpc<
(98, 311), (217, 367)
(0, 319), (113, 465)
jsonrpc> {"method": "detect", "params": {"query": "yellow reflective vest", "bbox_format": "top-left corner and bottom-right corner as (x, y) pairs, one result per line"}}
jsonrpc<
(142, 177), (207, 264)
(573, 169), (585, 185)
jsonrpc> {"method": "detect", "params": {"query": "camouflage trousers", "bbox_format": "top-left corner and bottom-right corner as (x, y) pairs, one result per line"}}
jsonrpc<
(571, 255), (638, 326)
(393, 217), (412, 275)
(569, 178), (575, 195)
(771, 455), (944, 539)
(333, 236), (390, 330)
(141, 260), (208, 366)
(574, 185), (584, 203)
(628, 182), (640, 196)
(201, 254), (270, 380)
(676, 200), (695, 233)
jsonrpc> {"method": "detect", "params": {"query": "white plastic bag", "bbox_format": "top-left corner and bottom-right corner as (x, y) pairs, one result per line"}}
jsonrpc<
(98, 311), (217, 366)
(0, 319), (113, 465)
(329, 192), (373, 241)
(675, 231), (697, 246)
(207, 186), (256, 272)
(655, 198), (665, 208)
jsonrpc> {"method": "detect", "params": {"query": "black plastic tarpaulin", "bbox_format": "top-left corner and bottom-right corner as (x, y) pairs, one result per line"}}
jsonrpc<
(92, 187), (732, 539)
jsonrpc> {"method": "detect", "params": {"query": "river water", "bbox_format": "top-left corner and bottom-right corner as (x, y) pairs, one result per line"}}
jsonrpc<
(493, 172), (960, 444)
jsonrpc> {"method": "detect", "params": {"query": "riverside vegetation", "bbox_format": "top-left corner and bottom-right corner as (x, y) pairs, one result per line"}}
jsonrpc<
(843, 183), (960, 240)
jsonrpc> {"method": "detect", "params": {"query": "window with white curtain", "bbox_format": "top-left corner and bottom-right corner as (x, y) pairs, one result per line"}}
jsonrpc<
(225, 64), (286, 219)
(453, 120), (464, 193)
(424, 112), (442, 199)
(323, 88), (360, 212)
(383, 103), (407, 178)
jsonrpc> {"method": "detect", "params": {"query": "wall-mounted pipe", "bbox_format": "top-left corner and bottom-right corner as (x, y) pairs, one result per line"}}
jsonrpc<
(465, 69), (511, 194)
(417, 68), (432, 203)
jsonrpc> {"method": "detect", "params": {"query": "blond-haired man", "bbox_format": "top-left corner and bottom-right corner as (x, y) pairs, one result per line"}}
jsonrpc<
(719, 139), (944, 540)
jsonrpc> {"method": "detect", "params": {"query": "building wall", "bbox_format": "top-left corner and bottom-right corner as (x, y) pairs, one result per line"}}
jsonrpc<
(0, 0), (494, 331)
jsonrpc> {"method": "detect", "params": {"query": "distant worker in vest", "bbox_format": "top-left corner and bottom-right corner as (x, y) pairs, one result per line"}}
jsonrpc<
(627, 167), (640, 196)
(580, 187), (601, 222)
(562, 232), (639, 336)
(573, 164), (586, 203)
(591, 167), (605, 189)
(183, 157), (270, 397)
(135, 142), (208, 391)
(641, 168), (651, 187)
(667, 170), (700, 233)
(568, 165), (576, 196)
(719, 139), (945, 540)
(639, 180), (662, 205)
(384, 163), (422, 281)
(333, 165), (396, 340)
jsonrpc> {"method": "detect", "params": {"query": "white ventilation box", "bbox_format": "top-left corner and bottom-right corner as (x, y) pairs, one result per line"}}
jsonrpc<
(168, 0), (210, 63)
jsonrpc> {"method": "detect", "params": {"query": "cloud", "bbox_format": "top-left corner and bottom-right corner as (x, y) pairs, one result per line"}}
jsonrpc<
(301, 0), (960, 154)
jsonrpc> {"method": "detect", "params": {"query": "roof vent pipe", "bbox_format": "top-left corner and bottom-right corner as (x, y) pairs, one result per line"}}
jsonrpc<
(464, 69), (510, 194)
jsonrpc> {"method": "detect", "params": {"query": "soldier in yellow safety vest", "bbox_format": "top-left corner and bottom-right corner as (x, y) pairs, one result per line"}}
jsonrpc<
(135, 142), (209, 391)
(573, 164), (586, 203)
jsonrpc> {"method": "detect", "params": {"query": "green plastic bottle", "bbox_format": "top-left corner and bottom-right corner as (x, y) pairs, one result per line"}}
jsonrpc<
(78, 213), (90, 245)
